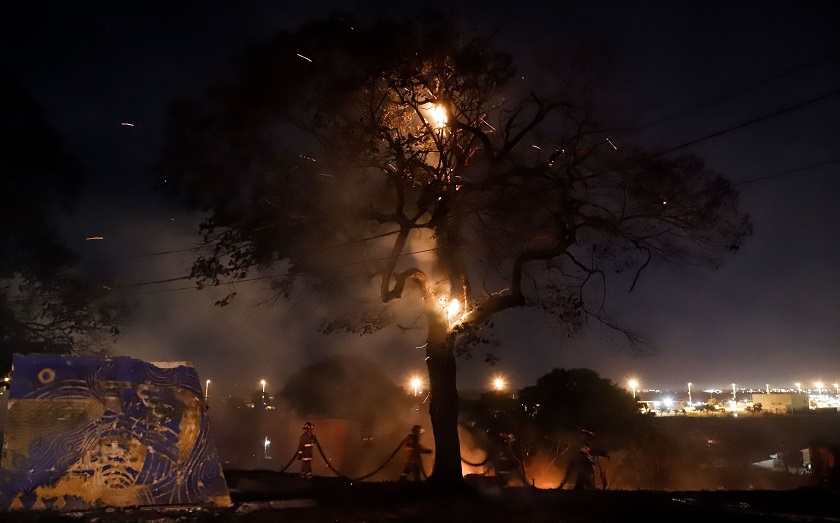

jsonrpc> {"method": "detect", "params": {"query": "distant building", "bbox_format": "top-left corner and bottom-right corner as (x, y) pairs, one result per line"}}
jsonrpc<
(751, 392), (809, 414)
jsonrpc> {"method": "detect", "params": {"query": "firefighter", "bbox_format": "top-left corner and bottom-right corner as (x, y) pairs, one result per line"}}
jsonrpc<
(297, 421), (315, 479)
(560, 446), (596, 490)
(493, 432), (519, 487)
(559, 429), (607, 490)
(400, 424), (432, 481)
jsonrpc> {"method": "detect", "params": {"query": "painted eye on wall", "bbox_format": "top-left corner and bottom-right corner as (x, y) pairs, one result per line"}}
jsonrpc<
(150, 403), (176, 420)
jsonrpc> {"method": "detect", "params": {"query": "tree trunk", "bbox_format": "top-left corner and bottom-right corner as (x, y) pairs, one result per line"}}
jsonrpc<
(424, 311), (465, 489)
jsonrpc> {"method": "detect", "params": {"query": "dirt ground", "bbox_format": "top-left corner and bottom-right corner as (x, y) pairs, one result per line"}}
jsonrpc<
(2, 471), (840, 523)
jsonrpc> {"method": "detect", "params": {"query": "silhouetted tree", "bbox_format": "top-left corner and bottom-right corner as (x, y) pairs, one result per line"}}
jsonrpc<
(0, 69), (123, 374)
(520, 368), (638, 436)
(162, 15), (751, 487)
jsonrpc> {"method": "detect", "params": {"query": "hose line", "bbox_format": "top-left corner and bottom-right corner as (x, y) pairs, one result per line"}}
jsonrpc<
(313, 436), (406, 481)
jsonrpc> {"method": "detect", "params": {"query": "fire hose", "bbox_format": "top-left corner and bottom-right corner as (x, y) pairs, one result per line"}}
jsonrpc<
(460, 455), (490, 467)
(276, 449), (302, 473)
(313, 436), (407, 481)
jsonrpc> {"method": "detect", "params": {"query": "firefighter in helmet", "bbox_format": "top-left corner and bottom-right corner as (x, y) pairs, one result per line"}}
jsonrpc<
(297, 422), (315, 479)
(493, 432), (524, 487)
(400, 424), (432, 481)
(560, 429), (607, 490)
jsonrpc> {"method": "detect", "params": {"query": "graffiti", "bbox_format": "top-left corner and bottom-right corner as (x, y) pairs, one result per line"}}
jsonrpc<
(0, 355), (231, 510)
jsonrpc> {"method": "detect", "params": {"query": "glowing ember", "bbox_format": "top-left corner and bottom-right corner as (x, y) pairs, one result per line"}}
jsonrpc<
(446, 298), (461, 320)
(430, 104), (447, 129)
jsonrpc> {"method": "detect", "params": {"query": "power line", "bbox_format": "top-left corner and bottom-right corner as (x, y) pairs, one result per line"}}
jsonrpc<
(110, 53), (840, 271)
(118, 156), (838, 297)
(653, 86), (840, 158)
(612, 51), (840, 143)
(113, 70), (840, 291)
(732, 157), (840, 188)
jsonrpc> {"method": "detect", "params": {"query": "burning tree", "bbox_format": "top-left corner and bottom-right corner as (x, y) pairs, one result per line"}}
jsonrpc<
(162, 15), (751, 487)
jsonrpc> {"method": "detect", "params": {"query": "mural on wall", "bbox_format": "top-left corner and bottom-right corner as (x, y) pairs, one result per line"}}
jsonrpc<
(0, 354), (231, 510)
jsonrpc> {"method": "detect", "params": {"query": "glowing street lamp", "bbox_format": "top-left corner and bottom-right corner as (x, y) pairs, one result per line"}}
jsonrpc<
(834, 383), (839, 395)
(260, 379), (267, 394)
(795, 382), (801, 393)
(815, 382), (824, 395)
(732, 383), (737, 401)
(628, 379), (638, 399)
(492, 375), (507, 392)
(410, 376), (422, 397)
(264, 437), (271, 459)
(688, 382), (692, 404)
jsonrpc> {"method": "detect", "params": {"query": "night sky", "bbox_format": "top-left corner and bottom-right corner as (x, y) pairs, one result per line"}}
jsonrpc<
(3, 1), (839, 396)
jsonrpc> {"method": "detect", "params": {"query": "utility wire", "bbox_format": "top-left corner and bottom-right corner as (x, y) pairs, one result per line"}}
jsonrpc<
(102, 54), (840, 264)
(117, 155), (839, 297)
(652, 86), (840, 158)
(112, 79), (840, 293)
(611, 51), (840, 143)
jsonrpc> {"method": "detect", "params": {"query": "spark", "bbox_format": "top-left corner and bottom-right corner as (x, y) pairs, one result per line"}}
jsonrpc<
(531, 144), (541, 150)
(85, 236), (104, 241)
(120, 122), (135, 127)
(296, 53), (313, 62)
(479, 117), (496, 131)
(606, 137), (618, 150)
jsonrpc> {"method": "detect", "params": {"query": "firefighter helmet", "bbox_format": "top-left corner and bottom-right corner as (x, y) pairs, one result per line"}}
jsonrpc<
(303, 422), (314, 430)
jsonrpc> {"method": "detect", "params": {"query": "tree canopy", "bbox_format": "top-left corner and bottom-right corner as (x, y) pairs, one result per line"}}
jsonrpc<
(0, 69), (123, 375)
(520, 368), (639, 436)
(162, 14), (751, 486)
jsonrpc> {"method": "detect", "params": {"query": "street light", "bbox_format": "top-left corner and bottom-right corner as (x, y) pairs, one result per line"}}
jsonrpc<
(795, 382), (801, 393)
(628, 379), (638, 399)
(688, 382), (692, 404)
(834, 383), (839, 395)
(492, 375), (507, 392)
(815, 382), (823, 395)
(410, 376), (422, 397)
(260, 379), (267, 394)
(732, 383), (737, 401)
